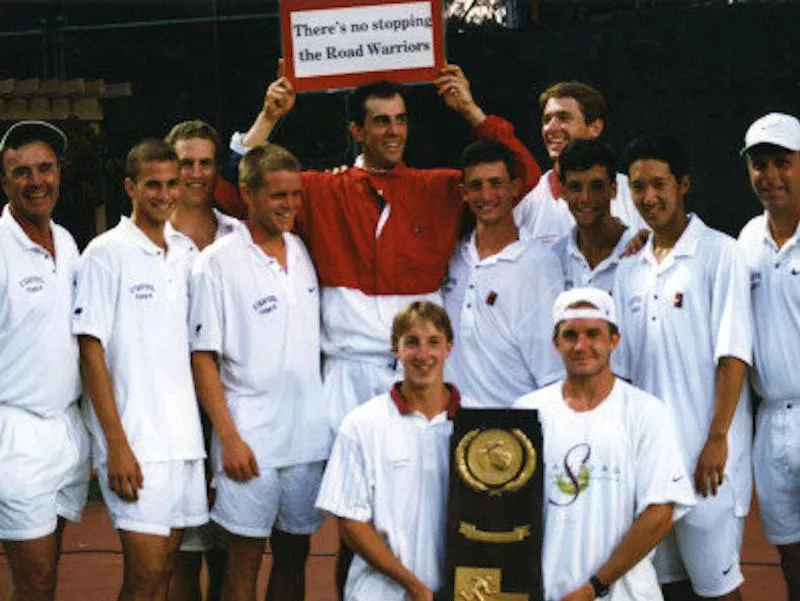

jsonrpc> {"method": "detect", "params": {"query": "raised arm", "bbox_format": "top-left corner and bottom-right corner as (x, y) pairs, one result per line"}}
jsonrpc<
(79, 335), (142, 501)
(339, 518), (433, 601)
(434, 63), (541, 195)
(241, 59), (297, 148)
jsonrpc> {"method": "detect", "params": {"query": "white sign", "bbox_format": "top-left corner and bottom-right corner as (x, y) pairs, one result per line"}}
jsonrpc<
(290, 2), (435, 79)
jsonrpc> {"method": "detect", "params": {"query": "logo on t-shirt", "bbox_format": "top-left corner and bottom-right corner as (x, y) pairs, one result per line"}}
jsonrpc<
(130, 283), (156, 300)
(673, 292), (684, 308)
(19, 275), (45, 293)
(750, 272), (761, 290)
(550, 443), (592, 506)
(253, 295), (278, 315)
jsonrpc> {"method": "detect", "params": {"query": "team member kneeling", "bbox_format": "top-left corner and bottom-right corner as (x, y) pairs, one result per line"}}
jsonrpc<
(188, 144), (331, 601)
(515, 288), (695, 601)
(316, 301), (465, 601)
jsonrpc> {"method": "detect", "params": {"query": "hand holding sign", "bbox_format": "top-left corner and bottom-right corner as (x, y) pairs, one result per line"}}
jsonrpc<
(435, 64), (487, 127)
(262, 59), (297, 122)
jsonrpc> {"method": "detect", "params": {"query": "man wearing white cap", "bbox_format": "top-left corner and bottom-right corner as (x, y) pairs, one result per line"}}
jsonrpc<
(515, 288), (694, 601)
(0, 120), (91, 601)
(614, 135), (753, 601)
(737, 112), (800, 599)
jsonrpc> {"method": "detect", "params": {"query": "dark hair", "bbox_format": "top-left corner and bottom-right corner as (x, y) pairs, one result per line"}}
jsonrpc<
(558, 139), (616, 183)
(460, 140), (517, 181)
(623, 134), (690, 179)
(165, 120), (222, 157)
(125, 139), (177, 181)
(391, 301), (454, 353)
(539, 81), (607, 126)
(238, 144), (301, 191)
(347, 80), (405, 125)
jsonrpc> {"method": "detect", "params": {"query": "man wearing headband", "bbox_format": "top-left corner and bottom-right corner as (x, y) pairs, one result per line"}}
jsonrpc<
(738, 112), (800, 598)
(0, 120), (91, 601)
(515, 288), (694, 601)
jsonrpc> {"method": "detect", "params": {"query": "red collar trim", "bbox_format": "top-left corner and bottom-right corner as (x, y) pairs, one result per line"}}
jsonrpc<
(390, 382), (461, 419)
(548, 169), (562, 199)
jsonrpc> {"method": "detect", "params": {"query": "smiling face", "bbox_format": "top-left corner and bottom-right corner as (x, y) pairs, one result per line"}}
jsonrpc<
(126, 160), (180, 230)
(541, 97), (603, 161)
(173, 137), (218, 209)
(1, 141), (60, 227)
(395, 317), (453, 392)
(554, 317), (619, 380)
(461, 160), (521, 227)
(244, 169), (302, 239)
(562, 164), (617, 229)
(349, 94), (408, 169)
(628, 158), (689, 234)
(746, 146), (800, 218)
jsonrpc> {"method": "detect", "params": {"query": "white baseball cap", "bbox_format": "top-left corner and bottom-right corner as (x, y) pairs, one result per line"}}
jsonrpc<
(741, 112), (800, 155)
(553, 287), (617, 328)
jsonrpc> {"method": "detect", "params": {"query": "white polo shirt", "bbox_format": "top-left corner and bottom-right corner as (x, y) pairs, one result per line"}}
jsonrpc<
(316, 385), (464, 601)
(72, 217), (205, 464)
(738, 213), (800, 402)
(0, 205), (81, 417)
(515, 380), (695, 601)
(514, 170), (646, 247)
(613, 214), (753, 516)
(443, 233), (564, 407)
(552, 226), (636, 296)
(168, 209), (242, 257)
(189, 226), (331, 468)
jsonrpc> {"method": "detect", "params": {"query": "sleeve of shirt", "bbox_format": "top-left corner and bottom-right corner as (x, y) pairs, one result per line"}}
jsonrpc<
(710, 240), (753, 366)
(519, 249), (565, 387)
(632, 391), (696, 523)
(71, 250), (117, 347)
(474, 115), (542, 196)
(188, 255), (224, 354)
(315, 424), (373, 522)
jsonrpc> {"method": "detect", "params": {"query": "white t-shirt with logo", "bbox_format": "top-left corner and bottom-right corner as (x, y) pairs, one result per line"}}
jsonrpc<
(515, 379), (695, 601)
(189, 226), (331, 468)
(613, 214), (753, 517)
(72, 217), (204, 464)
(0, 205), (81, 417)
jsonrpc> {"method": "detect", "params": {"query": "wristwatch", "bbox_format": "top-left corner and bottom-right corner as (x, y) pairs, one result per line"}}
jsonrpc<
(589, 575), (610, 598)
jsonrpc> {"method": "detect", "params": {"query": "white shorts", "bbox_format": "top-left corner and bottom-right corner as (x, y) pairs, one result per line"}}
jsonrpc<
(0, 404), (90, 541)
(211, 461), (326, 539)
(753, 400), (800, 545)
(654, 482), (745, 597)
(98, 459), (209, 537)
(180, 522), (226, 552)
(324, 356), (400, 430)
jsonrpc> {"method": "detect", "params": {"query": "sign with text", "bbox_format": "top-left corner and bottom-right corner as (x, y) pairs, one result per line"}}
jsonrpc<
(281, 0), (445, 92)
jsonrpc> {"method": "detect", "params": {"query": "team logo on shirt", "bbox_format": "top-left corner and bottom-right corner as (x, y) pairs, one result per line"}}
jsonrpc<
(549, 443), (621, 506)
(628, 295), (643, 314)
(19, 275), (45, 294)
(750, 272), (761, 290)
(130, 283), (155, 300)
(253, 295), (278, 315)
(565, 279), (575, 290)
(442, 276), (457, 294)
(673, 292), (684, 308)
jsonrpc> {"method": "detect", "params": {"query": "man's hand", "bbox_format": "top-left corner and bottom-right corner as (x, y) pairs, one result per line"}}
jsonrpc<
(561, 582), (596, 601)
(107, 441), (143, 502)
(433, 64), (486, 127)
(408, 583), (434, 601)
(694, 433), (727, 497)
(262, 58), (296, 122)
(619, 228), (650, 257)
(221, 433), (260, 482)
